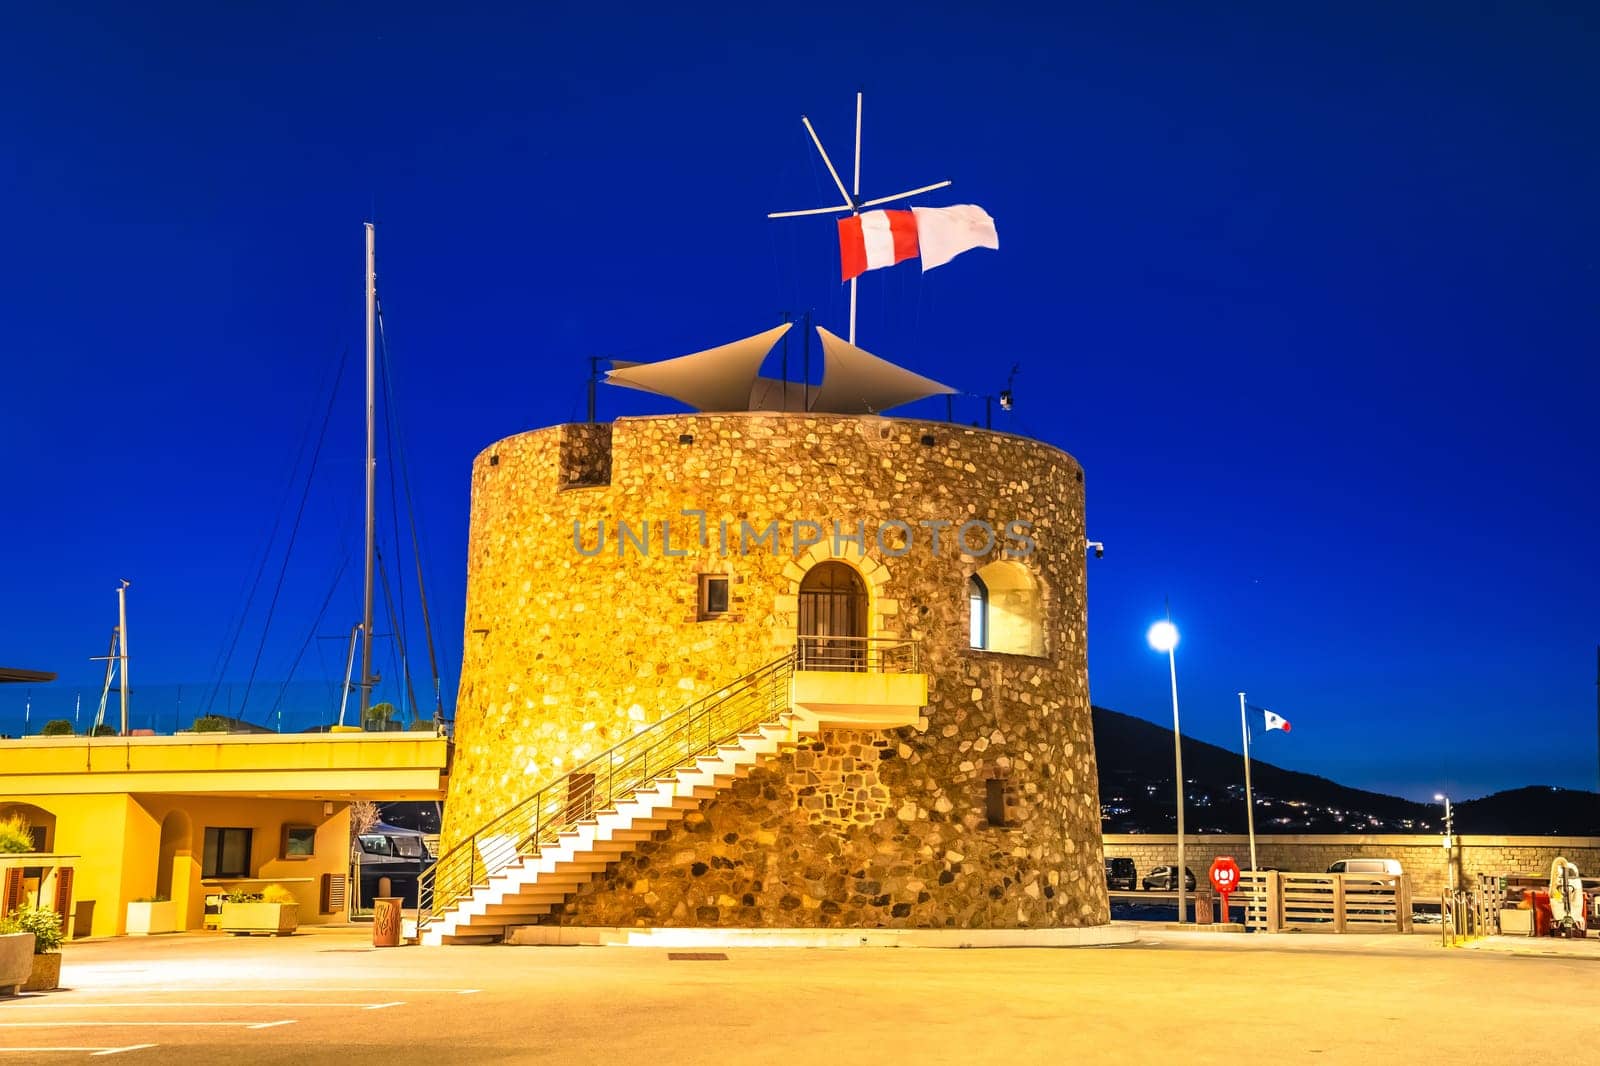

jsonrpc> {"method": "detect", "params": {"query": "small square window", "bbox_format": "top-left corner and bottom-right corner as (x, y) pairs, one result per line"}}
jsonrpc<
(698, 575), (730, 619)
(203, 826), (254, 878)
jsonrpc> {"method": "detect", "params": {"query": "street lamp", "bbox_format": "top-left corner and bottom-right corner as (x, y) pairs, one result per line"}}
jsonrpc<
(1434, 792), (1454, 942)
(1148, 620), (1186, 923)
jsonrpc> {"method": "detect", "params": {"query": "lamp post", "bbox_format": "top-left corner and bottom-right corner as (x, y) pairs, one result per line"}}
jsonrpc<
(1148, 619), (1185, 923)
(1434, 792), (1454, 942)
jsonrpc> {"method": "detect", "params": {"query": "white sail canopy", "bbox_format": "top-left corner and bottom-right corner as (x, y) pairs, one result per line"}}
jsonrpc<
(603, 323), (956, 414)
(604, 324), (792, 412)
(809, 327), (957, 414)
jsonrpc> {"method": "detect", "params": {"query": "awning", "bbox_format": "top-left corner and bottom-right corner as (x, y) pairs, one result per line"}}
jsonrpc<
(603, 323), (957, 415)
(0, 668), (56, 685)
(809, 327), (958, 414)
(604, 324), (792, 412)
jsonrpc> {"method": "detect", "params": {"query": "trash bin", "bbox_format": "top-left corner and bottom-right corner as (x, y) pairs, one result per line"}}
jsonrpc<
(372, 897), (404, 948)
(1195, 890), (1214, 925)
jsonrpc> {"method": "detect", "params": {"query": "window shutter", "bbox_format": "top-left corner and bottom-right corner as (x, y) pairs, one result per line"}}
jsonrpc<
(51, 867), (74, 935)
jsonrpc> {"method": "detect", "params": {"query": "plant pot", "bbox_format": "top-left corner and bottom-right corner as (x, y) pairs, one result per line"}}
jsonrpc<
(22, 952), (60, 992)
(219, 901), (299, 936)
(126, 899), (181, 936)
(0, 933), (34, 996)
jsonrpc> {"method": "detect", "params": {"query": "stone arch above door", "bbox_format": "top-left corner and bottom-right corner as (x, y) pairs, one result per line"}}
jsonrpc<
(771, 541), (898, 651)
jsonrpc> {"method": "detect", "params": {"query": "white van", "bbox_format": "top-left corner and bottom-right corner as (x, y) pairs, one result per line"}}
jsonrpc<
(1328, 858), (1402, 876)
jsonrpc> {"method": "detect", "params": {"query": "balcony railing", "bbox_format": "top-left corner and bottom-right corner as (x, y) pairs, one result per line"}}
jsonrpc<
(795, 635), (920, 674)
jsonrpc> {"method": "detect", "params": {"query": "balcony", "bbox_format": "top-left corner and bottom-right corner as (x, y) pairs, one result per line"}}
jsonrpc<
(790, 637), (927, 729)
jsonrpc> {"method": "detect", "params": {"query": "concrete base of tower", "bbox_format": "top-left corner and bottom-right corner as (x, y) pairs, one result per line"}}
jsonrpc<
(504, 924), (1137, 949)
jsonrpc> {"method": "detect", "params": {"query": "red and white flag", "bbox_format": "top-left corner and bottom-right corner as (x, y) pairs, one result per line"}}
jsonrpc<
(912, 204), (999, 271)
(838, 209), (918, 282)
(1263, 709), (1291, 733)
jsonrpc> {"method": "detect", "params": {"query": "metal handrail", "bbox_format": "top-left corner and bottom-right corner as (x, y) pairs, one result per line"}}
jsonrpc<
(795, 635), (920, 674)
(413, 652), (796, 938)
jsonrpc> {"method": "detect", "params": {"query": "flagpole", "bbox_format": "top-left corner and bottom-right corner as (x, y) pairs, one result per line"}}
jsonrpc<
(1239, 691), (1258, 873)
(849, 89), (861, 345)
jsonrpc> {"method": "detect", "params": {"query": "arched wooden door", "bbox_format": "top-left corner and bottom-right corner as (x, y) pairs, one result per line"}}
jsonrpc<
(797, 561), (867, 670)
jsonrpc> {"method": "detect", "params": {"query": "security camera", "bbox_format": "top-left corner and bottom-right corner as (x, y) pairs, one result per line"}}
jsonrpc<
(1086, 540), (1105, 559)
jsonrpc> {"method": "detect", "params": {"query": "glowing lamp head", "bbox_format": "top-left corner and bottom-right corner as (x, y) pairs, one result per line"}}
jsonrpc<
(1147, 621), (1179, 653)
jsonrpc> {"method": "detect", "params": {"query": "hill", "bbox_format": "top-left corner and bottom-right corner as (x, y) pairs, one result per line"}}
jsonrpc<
(1092, 705), (1600, 836)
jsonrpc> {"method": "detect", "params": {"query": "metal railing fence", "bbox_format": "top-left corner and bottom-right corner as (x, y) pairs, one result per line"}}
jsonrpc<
(795, 635), (920, 673)
(413, 653), (795, 938)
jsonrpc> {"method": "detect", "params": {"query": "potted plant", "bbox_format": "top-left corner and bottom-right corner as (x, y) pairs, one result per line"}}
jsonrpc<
(125, 895), (179, 936)
(191, 715), (229, 734)
(219, 884), (299, 936)
(40, 719), (74, 738)
(2, 906), (64, 992)
(364, 701), (398, 732)
(0, 815), (33, 855)
(0, 923), (32, 996)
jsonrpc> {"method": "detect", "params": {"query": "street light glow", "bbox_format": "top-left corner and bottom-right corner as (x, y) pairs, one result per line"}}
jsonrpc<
(1147, 621), (1179, 652)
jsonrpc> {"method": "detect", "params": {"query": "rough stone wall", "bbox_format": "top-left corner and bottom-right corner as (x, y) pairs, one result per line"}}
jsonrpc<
(558, 422), (611, 487)
(447, 413), (1106, 929)
(1101, 834), (1600, 901)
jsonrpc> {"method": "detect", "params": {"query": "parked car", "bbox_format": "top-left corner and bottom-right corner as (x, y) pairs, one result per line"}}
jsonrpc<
(1142, 865), (1197, 891)
(1327, 858), (1403, 876)
(1104, 857), (1137, 891)
(356, 822), (433, 908)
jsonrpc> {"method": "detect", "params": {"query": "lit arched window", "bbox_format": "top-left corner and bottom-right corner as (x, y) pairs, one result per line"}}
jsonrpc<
(969, 561), (1044, 657)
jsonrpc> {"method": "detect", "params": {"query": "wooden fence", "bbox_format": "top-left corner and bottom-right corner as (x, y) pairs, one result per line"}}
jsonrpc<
(1236, 871), (1412, 933)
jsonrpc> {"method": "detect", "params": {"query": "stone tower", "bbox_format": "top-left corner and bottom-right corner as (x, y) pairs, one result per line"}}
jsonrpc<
(444, 411), (1109, 929)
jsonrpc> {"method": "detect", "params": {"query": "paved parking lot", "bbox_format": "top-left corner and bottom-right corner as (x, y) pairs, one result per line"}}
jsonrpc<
(2, 925), (1596, 1063)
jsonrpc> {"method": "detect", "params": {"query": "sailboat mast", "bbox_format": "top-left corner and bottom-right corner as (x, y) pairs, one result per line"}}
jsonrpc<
(360, 222), (377, 723)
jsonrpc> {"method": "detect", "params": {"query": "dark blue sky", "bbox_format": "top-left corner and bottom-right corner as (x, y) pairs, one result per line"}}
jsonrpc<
(2, 3), (1595, 802)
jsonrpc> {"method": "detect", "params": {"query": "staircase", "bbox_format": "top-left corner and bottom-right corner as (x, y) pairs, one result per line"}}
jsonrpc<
(415, 638), (924, 945)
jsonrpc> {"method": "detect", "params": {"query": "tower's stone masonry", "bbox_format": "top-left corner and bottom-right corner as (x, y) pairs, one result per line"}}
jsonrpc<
(446, 413), (1109, 928)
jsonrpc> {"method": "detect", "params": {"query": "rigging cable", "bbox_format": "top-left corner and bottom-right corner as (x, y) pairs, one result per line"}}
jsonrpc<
(375, 545), (418, 725)
(267, 550), (351, 725)
(377, 298), (448, 718)
(377, 317), (418, 724)
(204, 345), (347, 716)
(235, 346), (349, 719)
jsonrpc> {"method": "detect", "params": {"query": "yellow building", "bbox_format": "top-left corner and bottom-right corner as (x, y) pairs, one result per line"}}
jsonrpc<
(0, 732), (448, 938)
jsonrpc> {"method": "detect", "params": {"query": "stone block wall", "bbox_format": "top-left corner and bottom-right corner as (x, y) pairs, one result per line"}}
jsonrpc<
(1101, 833), (1600, 901)
(446, 413), (1107, 929)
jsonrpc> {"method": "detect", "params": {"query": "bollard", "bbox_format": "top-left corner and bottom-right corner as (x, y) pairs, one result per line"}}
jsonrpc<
(372, 897), (403, 948)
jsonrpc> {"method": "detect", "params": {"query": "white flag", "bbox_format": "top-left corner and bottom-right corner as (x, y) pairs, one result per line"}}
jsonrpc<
(912, 204), (999, 271)
(1263, 709), (1291, 733)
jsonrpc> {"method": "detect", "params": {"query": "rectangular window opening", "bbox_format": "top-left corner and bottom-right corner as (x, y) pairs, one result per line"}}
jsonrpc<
(985, 779), (1016, 828)
(202, 826), (254, 879)
(698, 574), (730, 620)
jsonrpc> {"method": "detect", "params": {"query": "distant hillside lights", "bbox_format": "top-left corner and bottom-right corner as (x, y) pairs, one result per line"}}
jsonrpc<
(571, 512), (1037, 559)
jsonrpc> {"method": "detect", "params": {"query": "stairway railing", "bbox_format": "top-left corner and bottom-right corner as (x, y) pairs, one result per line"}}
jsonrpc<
(414, 652), (796, 938)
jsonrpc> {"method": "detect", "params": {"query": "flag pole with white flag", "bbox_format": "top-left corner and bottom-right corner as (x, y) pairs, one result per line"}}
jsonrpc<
(1238, 691), (1258, 874)
(1240, 696), (1292, 875)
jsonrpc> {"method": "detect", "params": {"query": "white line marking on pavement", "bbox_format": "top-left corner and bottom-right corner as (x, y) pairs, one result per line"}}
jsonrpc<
(0, 1048), (155, 1057)
(0, 1022), (294, 1030)
(3, 1003), (402, 1010)
(71, 987), (476, 994)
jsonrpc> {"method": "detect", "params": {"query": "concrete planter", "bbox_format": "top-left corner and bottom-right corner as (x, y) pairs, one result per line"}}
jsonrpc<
(220, 901), (299, 936)
(0, 933), (35, 996)
(22, 952), (60, 992)
(126, 899), (181, 936)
